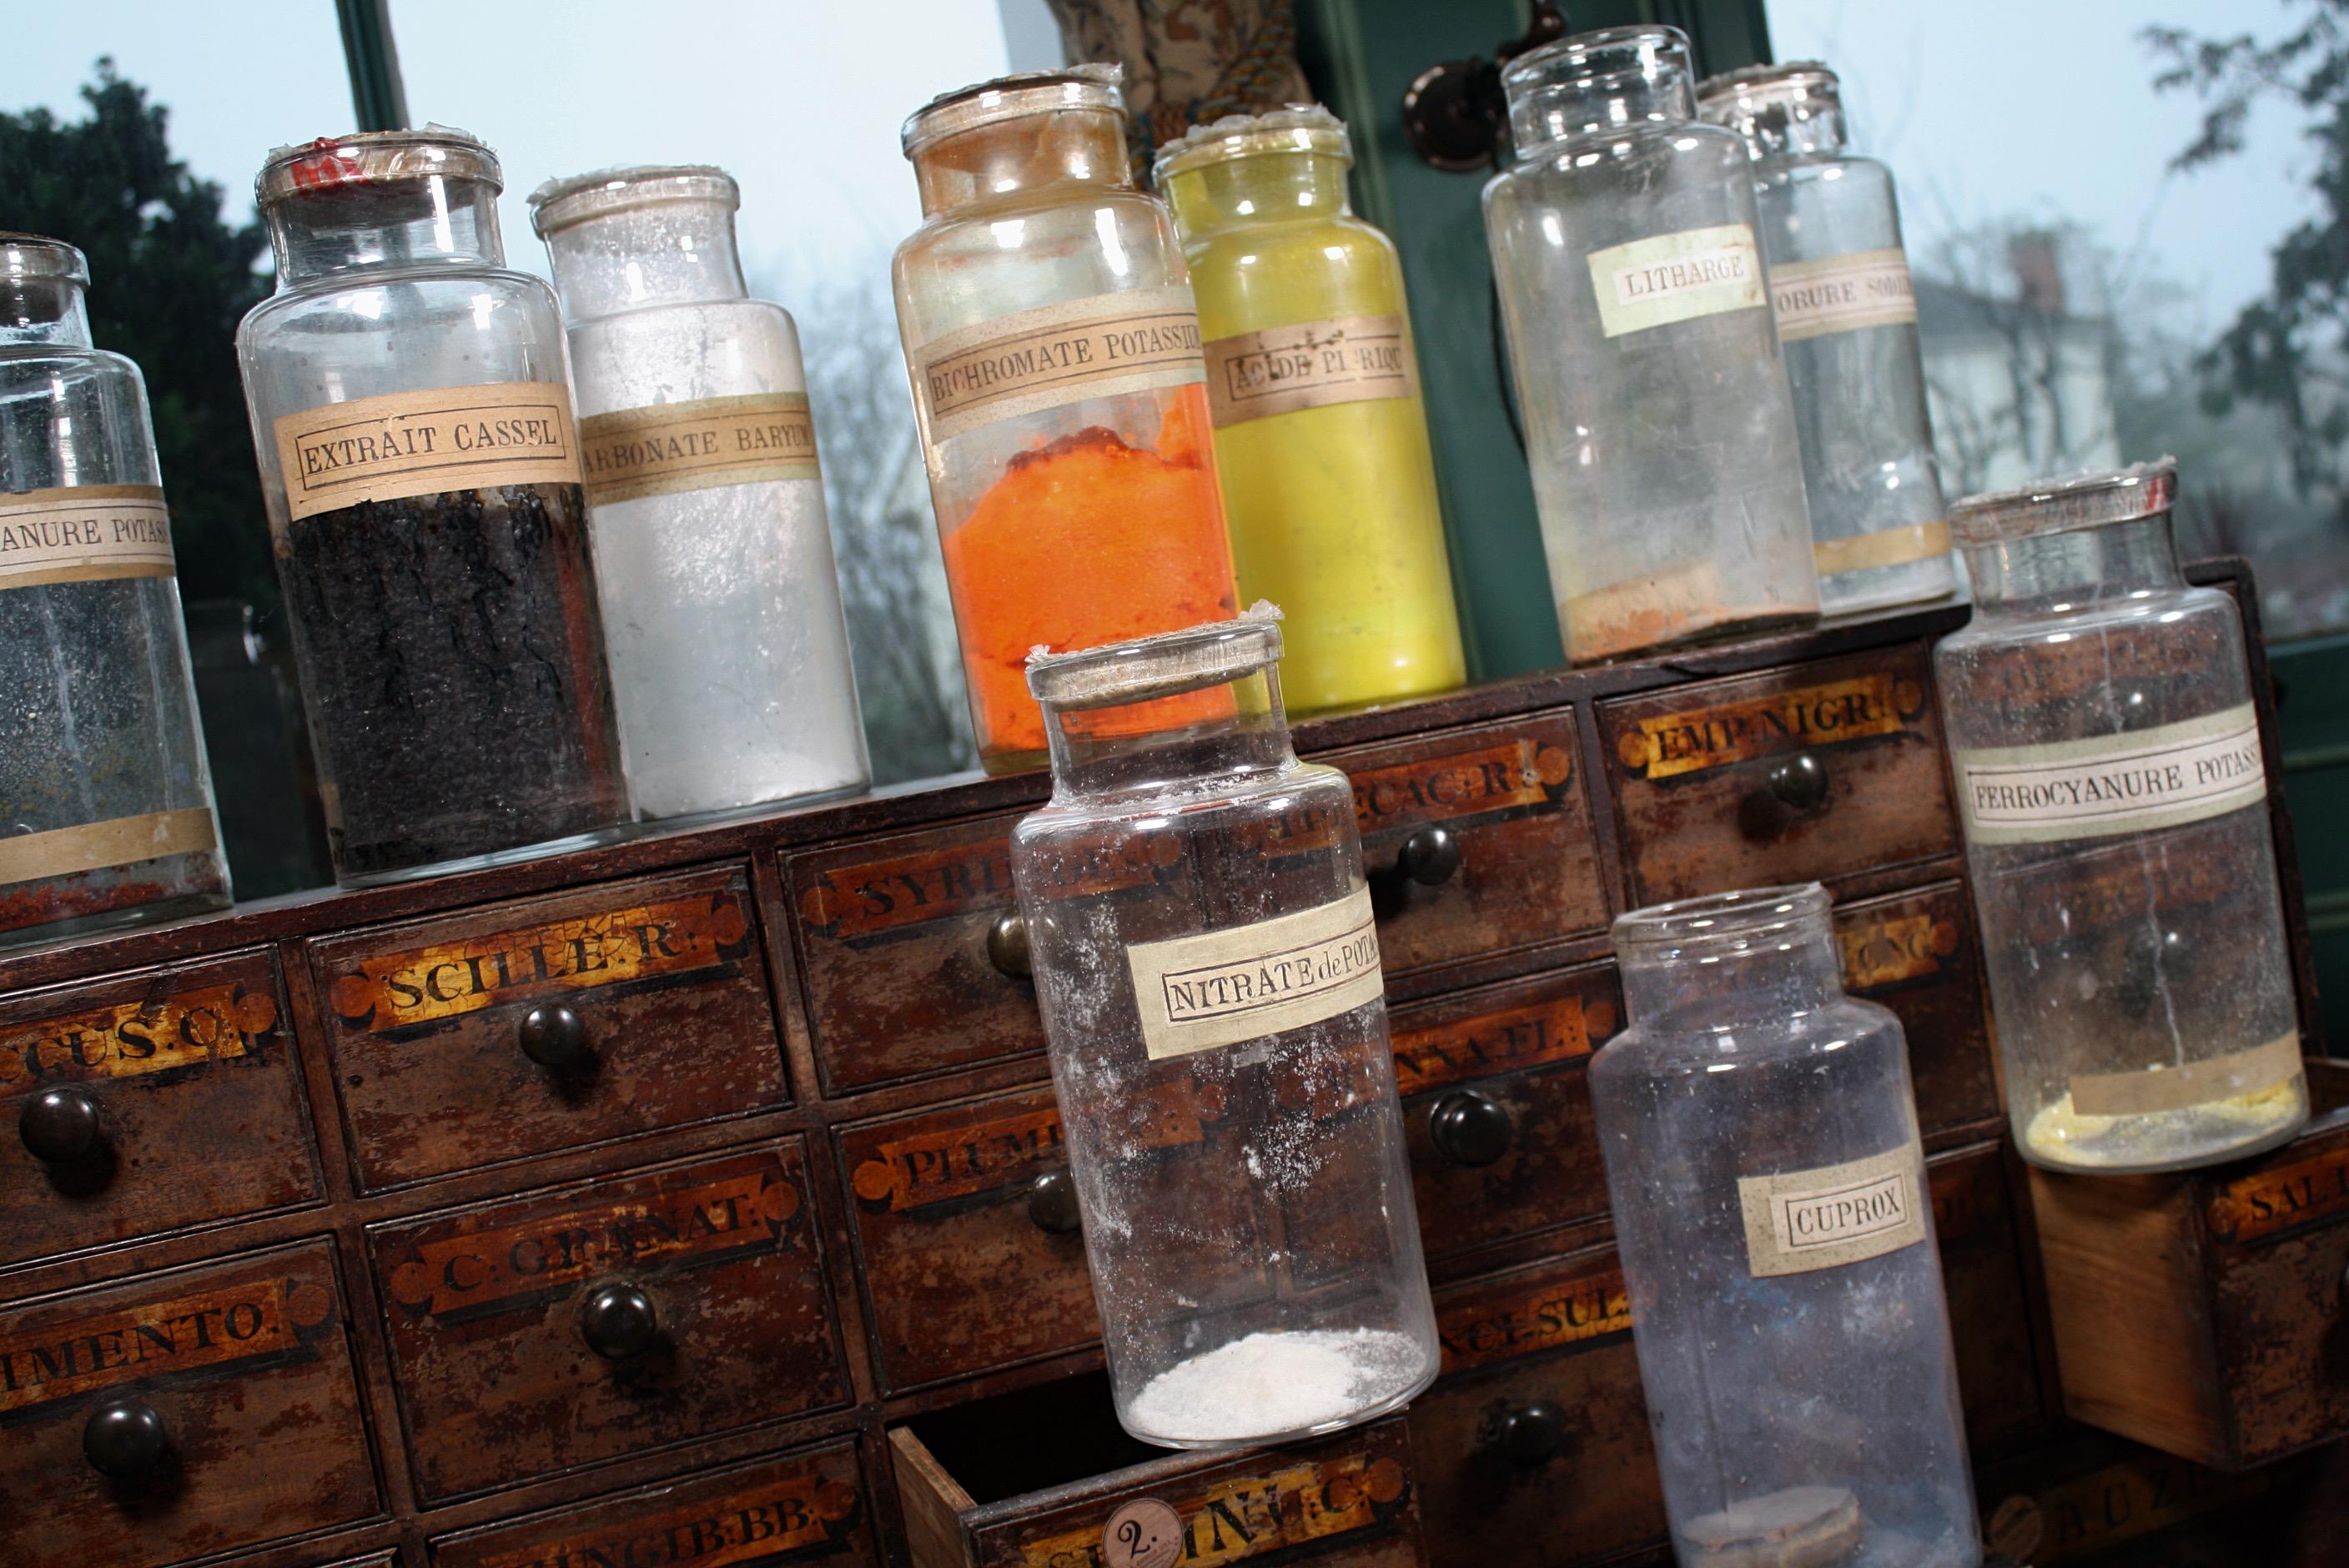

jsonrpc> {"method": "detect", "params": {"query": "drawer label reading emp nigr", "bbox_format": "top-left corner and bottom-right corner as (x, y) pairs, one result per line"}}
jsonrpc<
(0, 981), (277, 1088)
(1616, 671), (1925, 781)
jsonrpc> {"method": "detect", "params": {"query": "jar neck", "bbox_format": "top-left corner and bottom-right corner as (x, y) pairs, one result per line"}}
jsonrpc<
(267, 174), (507, 284)
(1964, 516), (2185, 614)
(1, 278), (93, 349)
(1734, 101), (1849, 158)
(542, 199), (749, 321)
(1613, 887), (1846, 1032)
(913, 108), (1133, 219)
(1507, 41), (1698, 153)
(1161, 149), (1352, 239)
(1040, 673), (1295, 802)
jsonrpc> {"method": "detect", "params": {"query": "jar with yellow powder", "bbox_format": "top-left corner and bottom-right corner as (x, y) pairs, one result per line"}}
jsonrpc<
(1156, 108), (1466, 714)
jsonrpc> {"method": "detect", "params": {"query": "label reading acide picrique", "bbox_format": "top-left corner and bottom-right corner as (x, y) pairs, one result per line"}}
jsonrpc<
(1954, 703), (2266, 847)
(1738, 1140), (1929, 1279)
(578, 393), (820, 506)
(1126, 887), (1384, 1061)
(1200, 314), (1416, 427)
(1587, 224), (1768, 339)
(270, 381), (583, 527)
(911, 284), (1206, 449)
(1768, 248), (1919, 341)
(0, 485), (176, 591)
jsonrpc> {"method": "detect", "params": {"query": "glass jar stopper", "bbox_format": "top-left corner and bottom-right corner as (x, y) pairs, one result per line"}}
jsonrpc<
(1027, 605), (1282, 711)
(1949, 457), (2180, 547)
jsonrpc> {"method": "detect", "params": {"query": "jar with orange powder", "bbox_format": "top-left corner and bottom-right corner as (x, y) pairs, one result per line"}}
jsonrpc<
(892, 65), (1240, 772)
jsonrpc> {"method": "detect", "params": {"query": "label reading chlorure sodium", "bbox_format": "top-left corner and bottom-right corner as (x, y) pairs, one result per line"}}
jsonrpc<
(1954, 703), (2266, 846)
(1738, 1141), (1928, 1278)
(1587, 224), (1767, 339)
(1126, 887), (1384, 1061)
(1769, 248), (1918, 341)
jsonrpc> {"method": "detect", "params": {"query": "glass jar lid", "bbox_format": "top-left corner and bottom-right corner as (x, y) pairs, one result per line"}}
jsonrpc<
(256, 126), (501, 222)
(1612, 882), (1831, 960)
(1949, 458), (2180, 547)
(903, 63), (1124, 159)
(528, 164), (738, 237)
(1028, 607), (1281, 711)
(1501, 23), (1690, 97)
(1696, 59), (1839, 113)
(0, 233), (88, 288)
(1151, 104), (1351, 183)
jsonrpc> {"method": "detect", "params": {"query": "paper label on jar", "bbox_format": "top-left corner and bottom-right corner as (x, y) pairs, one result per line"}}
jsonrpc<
(1201, 314), (1417, 426)
(1768, 247), (1919, 341)
(1126, 887), (1384, 1061)
(271, 380), (583, 525)
(1588, 224), (1768, 339)
(1738, 1140), (1929, 1278)
(910, 284), (1206, 449)
(0, 485), (176, 590)
(1812, 519), (1950, 578)
(0, 807), (216, 887)
(577, 392), (820, 507)
(1954, 703), (2266, 846)
(2069, 1032), (2302, 1118)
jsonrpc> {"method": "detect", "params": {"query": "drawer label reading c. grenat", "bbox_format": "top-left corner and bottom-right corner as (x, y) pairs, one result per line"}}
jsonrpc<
(1391, 988), (1611, 1098)
(2206, 1134), (2349, 1245)
(0, 484), (177, 589)
(851, 1083), (1223, 1214)
(0, 1276), (307, 1416)
(1437, 1264), (1632, 1375)
(465, 1465), (863, 1568)
(1019, 1451), (1410, 1568)
(1349, 738), (1571, 833)
(1954, 703), (2266, 846)
(0, 981), (277, 1089)
(1617, 671), (1924, 780)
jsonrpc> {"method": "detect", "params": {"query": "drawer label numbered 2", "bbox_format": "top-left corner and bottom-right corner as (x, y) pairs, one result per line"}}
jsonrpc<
(1616, 671), (1926, 781)
(1029, 1452), (1410, 1568)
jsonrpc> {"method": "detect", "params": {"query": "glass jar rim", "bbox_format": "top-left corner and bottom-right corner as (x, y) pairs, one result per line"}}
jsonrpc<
(1949, 457), (2179, 547)
(256, 125), (502, 212)
(528, 164), (739, 237)
(903, 63), (1124, 159)
(1151, 104), (1351, 183)
(1696, 59), (1840, 112)
(0, 233), (88, 289)
(1612, 882), (1831, 957)
(1501, 23), (1691, 93)
(1027, 607), (1281, 711)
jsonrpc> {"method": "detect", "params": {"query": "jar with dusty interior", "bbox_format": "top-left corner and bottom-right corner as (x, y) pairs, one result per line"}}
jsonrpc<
(1591, 885), (1979, 1568)
(1937, 460), (2307, 1171)
(1009, 611), (1437, 1448)
(893, 66), (1240, 772)
(1699, 62), (1955, 614)
(0, 234), (229, 945)
(236, 129), (629, 886)
(1154, 106), (1466, 714)
(530, 164), (868, 823)
(1483, 25), (1818, 663)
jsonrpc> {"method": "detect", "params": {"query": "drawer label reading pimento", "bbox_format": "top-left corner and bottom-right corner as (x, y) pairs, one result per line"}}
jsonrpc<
(0, 981), (277, 1088)
(1954, 703), (2266, 845)
(0, 1275), (310, 1415)
(1127, 888), (1383, 1060)
(1617, 671), (1924, 780)
(1738, 1141), (1928, 1278)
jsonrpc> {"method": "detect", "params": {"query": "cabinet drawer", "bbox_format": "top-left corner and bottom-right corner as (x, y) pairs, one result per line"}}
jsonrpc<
(1973, 1430), (2349, 1565)
(313, 867), (784, 1189)
(1317, 713), (1606, 979)
(433, 1437), (880, 1568)
(1933, 1142), (2050, 1450)
(0, 951), (317, 1269)
(838, 1085), (1094, 1393)
(1833, 882), (2001, 1138)
(369, 1143), (848, 1502)
(1599, 646), (1957, 904)
(0, 1240), (378, 1566)
(787, 816), (1040, 1093)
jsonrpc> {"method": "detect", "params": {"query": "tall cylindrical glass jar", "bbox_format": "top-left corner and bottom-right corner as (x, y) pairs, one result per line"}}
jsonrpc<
(1009, 613), (1437, 1449)
(1698, 63), (1956, 614)
(1592, 885), (1979, 1568)
(530, 165), (869, 823)
(0, 234), (229, 946)
(1938, 461), (2308, 1172)
(236, 131), (629, 886)
(893, 66), (1240, 773)
(1154, 108), (1466, 714)
(1484, 26), (1818, 664)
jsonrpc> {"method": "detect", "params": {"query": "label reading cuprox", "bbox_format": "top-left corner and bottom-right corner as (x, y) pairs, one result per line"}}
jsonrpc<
(912, 284), (1206, 449)
(1955, 703), (2266, 846)
(0, 485), (176, 590)
(1739, 1141), (1928, 1278)
(1202, 314), (1416, 426)
(1127, 887), (1384, 1061)
(271, 381), (583, 525)
(1769, 248), (1918, 341)
(1588, 224), (1767, 339)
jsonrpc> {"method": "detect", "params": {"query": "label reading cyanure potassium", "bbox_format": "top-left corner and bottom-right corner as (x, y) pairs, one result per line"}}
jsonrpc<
(270, 381), (583, 525)
(0, 485), (176, 590)
(1954, 703), (2266, 846)
(1202, 314), (1416, 427)
(1738, 1141), (1928, 1278)
(1769, 247), (1919, 341)
(1127, 887), (1384, 1061)
(1588, 224), (1767, 339)
(2070, 1031), (2302, 1118)
(578, 393), (819, 507)
(911, 284), (1206, 448)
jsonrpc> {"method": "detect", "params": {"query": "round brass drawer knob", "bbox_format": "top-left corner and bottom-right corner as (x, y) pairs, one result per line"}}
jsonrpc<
(20, 1087), (106, 1164)
(1029, 1169), (1082, 1235)
(83, 1398), (171, 1480)
(1399, 825), (1463, 887)
(1765, 752), (1830, 812)
(518, 1003), (591, 1070)
(987, 911), (1032, 980)
(578, 1283), (659, 1360)
(1501, 1402), (1567, 1467)
(1430, 1090), (1513, 1168)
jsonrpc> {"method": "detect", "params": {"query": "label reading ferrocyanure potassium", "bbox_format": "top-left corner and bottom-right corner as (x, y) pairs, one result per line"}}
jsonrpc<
(1125, 887), (1384, 1061)
(1954, 703), (2266, 846)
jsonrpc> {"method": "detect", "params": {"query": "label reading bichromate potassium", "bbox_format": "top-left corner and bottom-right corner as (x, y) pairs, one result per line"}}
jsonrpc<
(1738, 1141), (1928, 1278)
(1768, 248), (1918, 341)
(1202, 314), (1417, 427)
(1954, 703), (2266, 846)
(1126, 887), (1384, 1061)
(911, 284), (1206, 449)
(0, 485), (176, 590)
(271, 381), (583, 525)
(577, 393), (819, 507)
(1588, 224), (1767, 339)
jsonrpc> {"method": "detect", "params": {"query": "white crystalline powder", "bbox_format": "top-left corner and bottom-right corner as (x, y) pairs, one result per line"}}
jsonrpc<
(1126, 1329), (1429, 1444)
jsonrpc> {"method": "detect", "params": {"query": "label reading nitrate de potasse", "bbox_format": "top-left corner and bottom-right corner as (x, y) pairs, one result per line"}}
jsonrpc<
(1126, 887), (1384, 1060)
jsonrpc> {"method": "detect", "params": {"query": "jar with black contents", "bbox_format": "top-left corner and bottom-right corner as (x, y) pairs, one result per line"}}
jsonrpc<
(236, 128), (629, 885)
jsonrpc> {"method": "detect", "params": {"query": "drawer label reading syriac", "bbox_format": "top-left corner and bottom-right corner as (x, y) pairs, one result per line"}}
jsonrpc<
(1835, 910), (1956, 993)
(1018, 1451), (1409, 1568)
(797, 837), (1019, 940)
(329, 891), (750, 1032)
(1738, 1141), (1929, 1278)
(1349, 737), (1572, 834)
(1616, 671), (1924, 781)
(466, 1464), (863, 1568)
(851, 1083), (1222, 1214)
(1391, 987), (1612, 1098)
(1437, 1266), (1633, 1374)
(2206, 1136), (2349, 1245)
(0, 1274), (315, 1416)
(0, 981), (277, 1088)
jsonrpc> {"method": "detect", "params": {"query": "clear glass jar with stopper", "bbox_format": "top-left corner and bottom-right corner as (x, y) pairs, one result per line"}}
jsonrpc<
(1937, 460), (2307, 1172)
(1699, 62), (1956, 615)
(1482, 24), (1818, 665)
(0, 234), (228, 946)
(529, 164), (868, 823)
(1009, 609), (1437, 1449)
(1591, 884), (1980, 1568)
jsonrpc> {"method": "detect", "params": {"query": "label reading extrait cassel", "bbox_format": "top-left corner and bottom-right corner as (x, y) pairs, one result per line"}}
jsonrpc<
(1588, 224), (1767, 339)
(1202, 314), (1417, 427)
(1126, 887), (1384, 1061)
(911, 284), (1206, 448)
(0, 485), (176, 591)
(1954, 703), (2266, 846)
(271, 381), (583, 525)
(578, 393), (819, 506)
(1738, 1141), (1929, 1278)
(1768, 247), (1918, 341)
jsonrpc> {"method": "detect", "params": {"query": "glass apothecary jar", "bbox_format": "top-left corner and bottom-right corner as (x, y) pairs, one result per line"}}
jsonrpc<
(1154, 108), (1466, 714)
(530, 164), (869, 823)
(0, 234), (229, 945)
(1591, 885), (1979, 1568)
(1699, 63), (1955, 616)
(1484, 25), (1818, 664)
(1009, 611), (1437, 1448)
(893, 66), (1240, 772)
(236, 129), (629, 887)
(1938, 461), (2307, 1172)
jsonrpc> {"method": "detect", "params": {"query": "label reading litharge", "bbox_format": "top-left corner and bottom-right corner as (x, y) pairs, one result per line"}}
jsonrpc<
(912, 284), (1206, 449)
(578, 393), (819, 507)
(0, 807), (216, 887)
(1589, 224), (1767, 339)
(1127, 887), (1383, 1061)
(1954, 703), (2266, 846)
(2070, 1032), (2302, 1118)
(1202, 314), (1416, 427)
(271, 381), (583, 525)
(0, 485), (176, 590)
(1738, 1141), (1928, 1278)
(1769, 247), (1918, 341)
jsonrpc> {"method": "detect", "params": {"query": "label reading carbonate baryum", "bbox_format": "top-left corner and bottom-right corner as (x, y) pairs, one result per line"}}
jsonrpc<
(0, 485), (176, 590)
(912, 284), (1206, 449)
(1738, 1141), (1928, 1278)
(1202, 314), (1416, 427)
(1955, 703), (2266, 846)
(1768, 248), (1919, 341)
(1126, 887), (1383, 1061)
(1588, 224), (1767, 339)
(578, 393), (819, 506)
(271, 381), (583, 525)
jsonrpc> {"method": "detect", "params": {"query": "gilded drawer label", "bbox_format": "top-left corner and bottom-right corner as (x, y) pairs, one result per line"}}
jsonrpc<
(797, 839), (1017, 939)
(1350, 738), (1572, 833)
(1835, 911), (1954, 993)
(2206, 1136), (2349, 1246)
(1615, 671), (1925, 780)
(1436, 1266), (1633, 1375)
(0, 981), (277, 1088)
(0, 1274), (326, 1415)
(1391, 988), (1611, 1098)
(1984, 1452), (2261, 1562)
(850, 1084), (1222, 1213)
(1018, 1452), (1410, 1568)
(466, 1465), (862, 1568)
(329, 892), (752, 1032)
